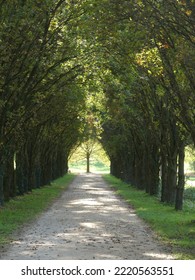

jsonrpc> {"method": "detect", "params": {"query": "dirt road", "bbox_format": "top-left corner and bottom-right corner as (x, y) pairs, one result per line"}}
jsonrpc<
(0, 173), (173, 260)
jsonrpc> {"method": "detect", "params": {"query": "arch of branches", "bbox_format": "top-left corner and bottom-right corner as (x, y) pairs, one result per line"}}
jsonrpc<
(0, 1), (194, 211)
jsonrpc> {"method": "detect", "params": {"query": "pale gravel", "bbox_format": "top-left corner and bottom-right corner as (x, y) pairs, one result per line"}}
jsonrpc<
(0, 173), (174, 260)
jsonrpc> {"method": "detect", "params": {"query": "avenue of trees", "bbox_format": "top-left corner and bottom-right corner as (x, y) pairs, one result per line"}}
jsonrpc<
(94, 0), (195, 210)
(0, 0), (86, 205)
(0, 0), (194, 211)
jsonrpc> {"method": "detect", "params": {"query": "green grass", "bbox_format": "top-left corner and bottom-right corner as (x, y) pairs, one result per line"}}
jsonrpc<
(189, 177), (195, 181)
(0, 174), (75, 246)
(103, 174), (195, 260)
(69, 159), (110, 173)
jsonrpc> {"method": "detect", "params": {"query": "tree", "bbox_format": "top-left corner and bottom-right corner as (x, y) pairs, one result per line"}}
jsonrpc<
(69, 139), (108, 173)
(0, 0), (85, 205)
(83, 0), (195, 210)
(0, 0), (194, 211)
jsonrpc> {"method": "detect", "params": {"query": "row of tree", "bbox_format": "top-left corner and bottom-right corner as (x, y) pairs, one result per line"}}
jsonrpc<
(0, 0), (194, 211)
(0, 0), (86, 205)
(83, 0), (195, 210)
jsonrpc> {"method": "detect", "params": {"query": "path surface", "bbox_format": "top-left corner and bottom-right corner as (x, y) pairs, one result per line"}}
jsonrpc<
(0, 174), (173, 260)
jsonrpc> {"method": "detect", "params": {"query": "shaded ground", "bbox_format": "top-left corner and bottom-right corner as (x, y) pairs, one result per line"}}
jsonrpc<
(0, 173), (174, 260)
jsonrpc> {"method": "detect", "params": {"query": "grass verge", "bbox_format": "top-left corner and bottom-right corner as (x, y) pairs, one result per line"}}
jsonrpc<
(0, 174), (75, 247)
(69, 160), (110, 174)
(103, 174), (195, 260)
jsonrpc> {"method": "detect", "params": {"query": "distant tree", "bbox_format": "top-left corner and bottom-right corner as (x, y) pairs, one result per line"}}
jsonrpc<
(69, 139), (109, 173)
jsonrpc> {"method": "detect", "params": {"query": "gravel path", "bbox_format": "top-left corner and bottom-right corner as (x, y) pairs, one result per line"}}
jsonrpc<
(0, 173), (173, 260)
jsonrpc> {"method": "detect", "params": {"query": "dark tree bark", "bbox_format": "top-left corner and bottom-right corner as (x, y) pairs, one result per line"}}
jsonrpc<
(86, 151), (90, 173)
(161, 152), (168, 202)
(166, 151), (177, 204)
(4, 155), (16, 200)
(16, 152), (25, 195)
(175, 142), (185, 211)
(0, 164), (4, 206)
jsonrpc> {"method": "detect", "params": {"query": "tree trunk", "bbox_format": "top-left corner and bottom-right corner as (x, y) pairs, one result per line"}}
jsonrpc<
(16, 152), (25, 195)
(161, 117), (178, 204)
(86, 152), (90, 173)
(4, 155), (16, 200)
(149, 145), (160, 196)
(161, 153), (168, 202)
(166, 152), (177, 204)
(175, 142), (185, 211)
(0, 164), (4, 206)
(150, 166), (160, 196)
(135, 155), (145, 190)
(35, 165), (41, 188)
(128, 153), (136, 185)
(145, 154), (151, 194)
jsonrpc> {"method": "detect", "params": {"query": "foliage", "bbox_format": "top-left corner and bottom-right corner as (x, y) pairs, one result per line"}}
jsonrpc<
(0, 0), (194, 212)
(0, 0), (85, 205)
(184, 186), (195, 208)
(85, 0), (195, 210)
(69, 140), (110, 173)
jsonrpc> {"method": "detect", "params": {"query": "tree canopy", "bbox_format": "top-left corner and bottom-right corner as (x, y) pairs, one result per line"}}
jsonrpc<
(0, 0), (194, 210)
